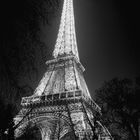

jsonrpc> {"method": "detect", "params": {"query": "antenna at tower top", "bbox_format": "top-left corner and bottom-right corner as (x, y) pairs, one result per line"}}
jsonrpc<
(53, 0), (79, 60)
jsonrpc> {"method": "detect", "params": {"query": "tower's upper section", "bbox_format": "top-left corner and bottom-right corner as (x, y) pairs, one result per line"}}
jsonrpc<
(20, 0), (101, 114)
(53, 0), (79, 60)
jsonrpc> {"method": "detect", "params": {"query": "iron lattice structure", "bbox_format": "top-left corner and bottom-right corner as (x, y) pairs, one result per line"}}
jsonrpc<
(14, 0), (113, 139)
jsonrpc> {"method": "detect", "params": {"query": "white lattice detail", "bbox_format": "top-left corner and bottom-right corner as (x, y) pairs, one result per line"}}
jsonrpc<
(53, 0), (79, 60)
(60, 127), (70, 139)
(71, 112), (86, 132)
(78, 71), (92, 98)
(65, 66), (76, 91)
(44, 70), (56, 95)
(42, 129), (51, 140)
(52, 68), (65, 94)
(73, 63), (81, 90)
(34, 71), (52, 96)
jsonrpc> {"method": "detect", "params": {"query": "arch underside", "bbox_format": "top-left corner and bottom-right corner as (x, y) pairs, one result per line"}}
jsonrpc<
(16, 113), (74, 140)
(15, 110), (112, 140)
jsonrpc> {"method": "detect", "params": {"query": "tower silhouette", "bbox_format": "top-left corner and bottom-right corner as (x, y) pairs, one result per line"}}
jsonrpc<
(14, 0), (113, 139)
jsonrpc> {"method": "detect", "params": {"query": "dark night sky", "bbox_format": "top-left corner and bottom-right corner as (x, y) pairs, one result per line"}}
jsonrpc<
(41, 0), (139, 97)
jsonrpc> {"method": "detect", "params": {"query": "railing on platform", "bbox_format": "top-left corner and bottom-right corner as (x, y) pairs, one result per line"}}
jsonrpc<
(21, 90), (101, 113)
(21, 90), (82, 105)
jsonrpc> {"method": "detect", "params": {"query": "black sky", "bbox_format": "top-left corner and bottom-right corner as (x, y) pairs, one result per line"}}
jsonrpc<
(41, 0), (139, 97)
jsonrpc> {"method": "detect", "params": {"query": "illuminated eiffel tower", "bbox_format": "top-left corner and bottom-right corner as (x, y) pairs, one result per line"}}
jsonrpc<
(14, 0), (113, 139)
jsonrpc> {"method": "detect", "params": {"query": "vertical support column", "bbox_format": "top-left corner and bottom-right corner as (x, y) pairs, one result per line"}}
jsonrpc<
(80, 100), (98, 140)
(65, 103), (78, 140)
(41, 128), (51, 140)
(66, 102), (93, 140)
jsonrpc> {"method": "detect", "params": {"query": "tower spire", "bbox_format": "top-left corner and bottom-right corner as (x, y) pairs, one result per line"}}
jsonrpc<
(53, 0), (79, 60)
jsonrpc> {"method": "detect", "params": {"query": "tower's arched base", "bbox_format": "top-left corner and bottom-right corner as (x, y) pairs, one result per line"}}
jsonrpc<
(15, 97), (113, 140)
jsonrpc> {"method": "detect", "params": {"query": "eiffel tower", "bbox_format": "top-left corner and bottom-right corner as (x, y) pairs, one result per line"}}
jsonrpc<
(14, 0), (113, 139)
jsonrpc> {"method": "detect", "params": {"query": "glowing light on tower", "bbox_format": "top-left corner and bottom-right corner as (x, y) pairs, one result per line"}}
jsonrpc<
(14, 0), (113, 139)
(53, 0), (79, 60)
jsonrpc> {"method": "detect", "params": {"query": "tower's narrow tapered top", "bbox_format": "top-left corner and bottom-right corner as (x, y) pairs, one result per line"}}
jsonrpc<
(53, 0), (79, 60)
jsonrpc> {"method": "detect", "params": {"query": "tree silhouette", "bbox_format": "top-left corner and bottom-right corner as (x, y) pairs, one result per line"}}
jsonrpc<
(0, 97), (17, 140)
(95, 77), (140, 140)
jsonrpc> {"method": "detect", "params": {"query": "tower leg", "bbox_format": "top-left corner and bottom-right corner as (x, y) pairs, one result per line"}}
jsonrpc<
(41, 128), (51, 140)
